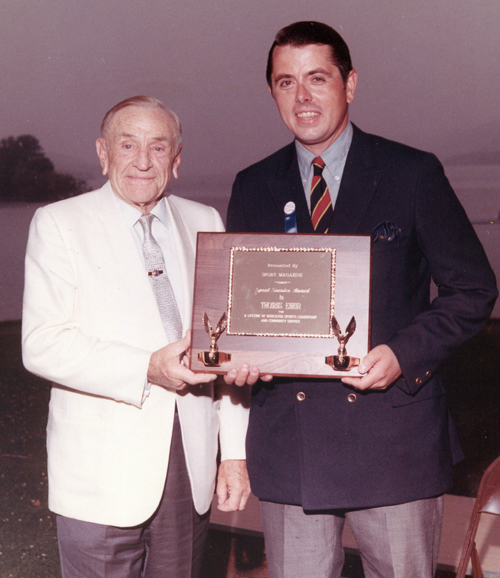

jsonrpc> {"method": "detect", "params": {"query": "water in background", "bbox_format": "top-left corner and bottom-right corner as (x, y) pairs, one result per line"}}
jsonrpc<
(1, 165), (499, 321)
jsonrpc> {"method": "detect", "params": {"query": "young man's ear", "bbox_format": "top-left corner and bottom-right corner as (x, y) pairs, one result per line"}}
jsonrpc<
(345, 70), (358, 104)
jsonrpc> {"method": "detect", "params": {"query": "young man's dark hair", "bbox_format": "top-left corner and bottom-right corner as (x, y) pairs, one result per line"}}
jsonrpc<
(266, 21), (353, 87)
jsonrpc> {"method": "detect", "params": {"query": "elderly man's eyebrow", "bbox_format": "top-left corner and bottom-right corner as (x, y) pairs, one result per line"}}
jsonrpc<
(118, 133), (169, 141)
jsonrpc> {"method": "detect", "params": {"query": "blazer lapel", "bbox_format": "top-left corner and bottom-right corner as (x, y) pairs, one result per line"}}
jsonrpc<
(268, 143), (314, 234)
(330, 125), (385, 235)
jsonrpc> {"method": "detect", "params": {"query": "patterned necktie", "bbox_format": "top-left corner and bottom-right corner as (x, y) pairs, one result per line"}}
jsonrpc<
(138, 214), (183, 343)
(310, 157), (333, 234)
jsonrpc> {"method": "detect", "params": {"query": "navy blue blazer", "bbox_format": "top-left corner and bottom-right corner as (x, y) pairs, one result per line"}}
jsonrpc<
(226, 125), (498, 510)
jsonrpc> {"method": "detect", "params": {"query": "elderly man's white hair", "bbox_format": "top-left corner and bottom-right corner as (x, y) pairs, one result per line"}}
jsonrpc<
(100, 96), (182, 153)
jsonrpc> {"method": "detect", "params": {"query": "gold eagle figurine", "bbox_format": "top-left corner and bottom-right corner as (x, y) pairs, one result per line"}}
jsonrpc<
(203, 312), (228, 361)
(331, 315), (356, 358)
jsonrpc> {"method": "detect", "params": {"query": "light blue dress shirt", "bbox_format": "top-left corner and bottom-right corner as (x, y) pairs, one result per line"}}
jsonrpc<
(295, 121), (353, 213)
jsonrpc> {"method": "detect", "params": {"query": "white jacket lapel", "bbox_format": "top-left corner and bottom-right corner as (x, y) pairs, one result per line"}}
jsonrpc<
(97, 183), (168, 347)
(165, 195), (196, 330)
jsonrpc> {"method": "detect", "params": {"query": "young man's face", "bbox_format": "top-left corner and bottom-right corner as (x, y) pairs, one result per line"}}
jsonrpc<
(270, 43), (357, 156)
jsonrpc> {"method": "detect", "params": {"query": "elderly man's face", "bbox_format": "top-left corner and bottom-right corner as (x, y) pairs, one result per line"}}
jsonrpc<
(269, 44), (357, 156)
(96, 106), (181, 214)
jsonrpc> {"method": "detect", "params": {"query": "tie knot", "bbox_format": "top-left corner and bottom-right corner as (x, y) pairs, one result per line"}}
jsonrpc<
(138, 213), (155, 234)
(312, 157), (325, 176)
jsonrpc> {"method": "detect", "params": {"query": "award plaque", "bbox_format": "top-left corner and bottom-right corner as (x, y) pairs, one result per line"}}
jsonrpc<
(189, 233), (371, 378)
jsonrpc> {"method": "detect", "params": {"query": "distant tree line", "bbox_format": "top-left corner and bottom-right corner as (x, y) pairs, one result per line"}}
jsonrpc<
(0, 135), (89, 202)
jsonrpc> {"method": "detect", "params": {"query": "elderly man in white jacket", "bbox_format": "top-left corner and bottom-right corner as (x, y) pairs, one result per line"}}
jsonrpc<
(22, 96), (264, 578)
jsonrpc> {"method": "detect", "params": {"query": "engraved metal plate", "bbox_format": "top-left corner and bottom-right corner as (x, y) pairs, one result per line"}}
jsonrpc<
(228, 247), (335, 337)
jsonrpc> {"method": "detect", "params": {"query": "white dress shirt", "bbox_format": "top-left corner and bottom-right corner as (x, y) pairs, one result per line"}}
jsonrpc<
(117, 195), (186, 323)
(117, 195), (186, 399)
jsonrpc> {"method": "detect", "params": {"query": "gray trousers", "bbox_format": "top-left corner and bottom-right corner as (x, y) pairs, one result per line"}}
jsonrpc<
(56, 413), (210, 578)
(260, 495), (444, 578)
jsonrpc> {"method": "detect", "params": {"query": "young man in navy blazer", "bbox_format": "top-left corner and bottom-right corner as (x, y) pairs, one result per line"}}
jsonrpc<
(227, 21), (497, 578)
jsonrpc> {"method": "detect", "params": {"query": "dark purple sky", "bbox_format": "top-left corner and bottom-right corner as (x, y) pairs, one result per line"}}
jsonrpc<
(2, 0), (499, 207)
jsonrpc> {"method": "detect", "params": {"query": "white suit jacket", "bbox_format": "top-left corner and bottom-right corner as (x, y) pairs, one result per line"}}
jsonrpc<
(22, 182), (248, 527)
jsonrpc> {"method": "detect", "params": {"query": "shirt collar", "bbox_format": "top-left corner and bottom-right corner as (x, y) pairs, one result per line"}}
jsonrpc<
(115, 194), (170, 230)
(295, 121), (353, 176)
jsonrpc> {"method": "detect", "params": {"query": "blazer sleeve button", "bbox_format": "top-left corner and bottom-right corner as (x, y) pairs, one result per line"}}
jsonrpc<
(296, 392), (306, 401)
(426, 371), (432, 378)
(415, 377), (422, 385)
(347, 393), (357, 403)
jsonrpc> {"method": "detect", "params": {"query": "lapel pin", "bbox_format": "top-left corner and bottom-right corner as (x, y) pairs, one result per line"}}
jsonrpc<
(284, 201), (297, 233)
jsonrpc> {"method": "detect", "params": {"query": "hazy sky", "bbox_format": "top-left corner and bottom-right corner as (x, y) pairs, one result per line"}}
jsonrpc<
(2, 0), (500, 202)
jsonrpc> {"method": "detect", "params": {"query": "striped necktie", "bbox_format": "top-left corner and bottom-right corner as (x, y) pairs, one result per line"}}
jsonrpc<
(139, 213), (183, 343)
(310, 156), (333, 234)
